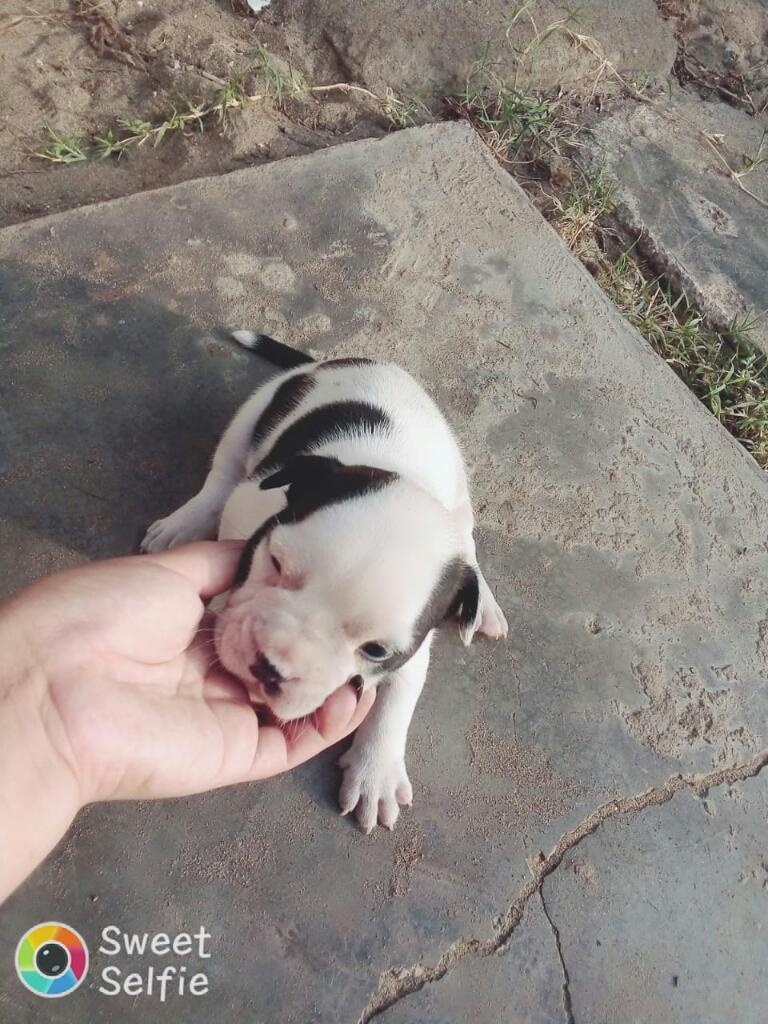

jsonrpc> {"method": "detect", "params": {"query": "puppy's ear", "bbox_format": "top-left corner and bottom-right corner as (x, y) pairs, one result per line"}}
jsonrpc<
(449, 564), (481, 646)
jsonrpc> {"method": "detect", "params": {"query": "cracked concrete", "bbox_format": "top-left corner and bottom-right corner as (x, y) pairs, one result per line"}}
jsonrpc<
(539, 890), (574, 1024)
(1, 123), (768, 1021)
(362, 751), (768, 1022)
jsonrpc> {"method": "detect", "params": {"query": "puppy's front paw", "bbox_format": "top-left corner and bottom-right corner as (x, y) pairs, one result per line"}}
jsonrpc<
(140, 501), (217, 553)
(479, 591), (508, 640)
(338, 745), (413, 834)
(477, 574), (508, 640)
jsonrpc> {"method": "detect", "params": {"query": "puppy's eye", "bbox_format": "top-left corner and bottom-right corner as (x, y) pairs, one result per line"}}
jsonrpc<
(270, 554), (282, 574)
(359, 641), (392, 662)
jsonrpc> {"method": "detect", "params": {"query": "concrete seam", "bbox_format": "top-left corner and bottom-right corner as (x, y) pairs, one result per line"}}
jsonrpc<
(356, 748), (768, 1023)
(539, 887), (575, 1024)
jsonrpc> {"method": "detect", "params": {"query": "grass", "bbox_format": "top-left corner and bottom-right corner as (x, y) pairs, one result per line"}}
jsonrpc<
(36, 57), (274, 164)
(446, 51), (582, 164)
(437, 33), (768, 471)
(35, 128), (89, 164)
(549, 190), (768, 466)
(739, 126), (768, 177)
(549, 168), (615, 259)
(382, 88), (429, 129)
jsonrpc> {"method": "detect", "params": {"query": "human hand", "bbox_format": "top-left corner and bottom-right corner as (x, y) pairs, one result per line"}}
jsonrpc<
(0, 542), (374, 899)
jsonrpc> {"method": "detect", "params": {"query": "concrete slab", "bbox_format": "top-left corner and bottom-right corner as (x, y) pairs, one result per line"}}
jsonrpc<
(589, 92), (768, 350)
(542, 776), (768, 1023)
(1, 123), (767, 1022)
(378, 899), (565, 1024)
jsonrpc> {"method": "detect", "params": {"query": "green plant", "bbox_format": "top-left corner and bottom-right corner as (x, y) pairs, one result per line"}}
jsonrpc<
(35, 128), (89, 164)
(252, 40), (306, 105)
(604, 254), (768, 465)
(738, 126), (768, 177)
(447, 48), (581, 163)
(33, 43), (390, 165)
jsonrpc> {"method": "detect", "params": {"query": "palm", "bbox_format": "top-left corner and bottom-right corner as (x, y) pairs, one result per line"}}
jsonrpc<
(19, 543), (372, 803)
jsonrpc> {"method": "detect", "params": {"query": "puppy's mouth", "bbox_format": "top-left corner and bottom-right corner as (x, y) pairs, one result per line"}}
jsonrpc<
(213, 616), (324, 721)
(241, 647), (304, 713)
(248, 650), (280, 693)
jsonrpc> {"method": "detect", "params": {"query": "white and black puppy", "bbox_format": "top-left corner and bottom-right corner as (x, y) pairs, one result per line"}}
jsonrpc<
(141, 333), (507, 832)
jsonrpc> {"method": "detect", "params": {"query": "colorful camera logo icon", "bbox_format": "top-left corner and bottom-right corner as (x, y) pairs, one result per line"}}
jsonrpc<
(15, 922), (89, 998)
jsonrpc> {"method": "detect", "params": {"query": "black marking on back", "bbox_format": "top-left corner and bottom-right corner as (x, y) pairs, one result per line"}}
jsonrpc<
(375, 559), (477, 674)
(252, 401), (392, 479)
(253, 334), (315, 369)
(234, 455), (397, 587)
(251, 373), (316, 452)
(316, 357), (375, 370)
(262, 454), (397, 523)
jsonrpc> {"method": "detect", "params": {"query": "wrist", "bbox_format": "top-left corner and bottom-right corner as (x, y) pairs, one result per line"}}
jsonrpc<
(0, 603), (83, 902)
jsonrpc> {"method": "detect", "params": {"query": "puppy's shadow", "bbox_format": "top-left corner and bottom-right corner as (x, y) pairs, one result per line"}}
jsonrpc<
(0, 258), (280, 594)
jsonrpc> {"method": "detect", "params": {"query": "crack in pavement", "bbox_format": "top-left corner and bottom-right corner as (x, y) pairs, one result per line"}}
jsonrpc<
(356, 748), (768, 1023)
(539, 888), (575, 1024)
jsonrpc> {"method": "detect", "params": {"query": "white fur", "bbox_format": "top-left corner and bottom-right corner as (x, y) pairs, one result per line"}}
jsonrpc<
(142, 352), (507, 831)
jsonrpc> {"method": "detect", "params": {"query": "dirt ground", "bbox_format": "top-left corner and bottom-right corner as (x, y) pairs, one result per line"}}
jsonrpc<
(1, 1), (766, 228)
(0, 0), (765, 231)
(0, 0), (386, 226)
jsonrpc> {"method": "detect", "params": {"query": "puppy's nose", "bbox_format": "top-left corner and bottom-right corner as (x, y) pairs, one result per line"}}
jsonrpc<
(250, 653), (283, 695)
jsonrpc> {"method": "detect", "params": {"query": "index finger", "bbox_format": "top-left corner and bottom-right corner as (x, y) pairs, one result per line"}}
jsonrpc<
(286, 685), (376, 769)
(142, 540), (245, 598)
(244, 684), (376, 781)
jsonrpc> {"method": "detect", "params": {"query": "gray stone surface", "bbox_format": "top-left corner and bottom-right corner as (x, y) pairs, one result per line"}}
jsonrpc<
(275, 0), (676, 99)
(1, 123), (767, 1022)
(589, 91), (768, 351)
(543, 777), (768, 1024)
(379, 899), (565, 1024)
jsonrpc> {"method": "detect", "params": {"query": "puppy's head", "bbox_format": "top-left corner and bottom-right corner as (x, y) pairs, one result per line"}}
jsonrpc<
(214, 455), (479, 720)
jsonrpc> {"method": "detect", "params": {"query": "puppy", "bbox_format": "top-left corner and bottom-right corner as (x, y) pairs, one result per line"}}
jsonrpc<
(141, 333), (507, 832)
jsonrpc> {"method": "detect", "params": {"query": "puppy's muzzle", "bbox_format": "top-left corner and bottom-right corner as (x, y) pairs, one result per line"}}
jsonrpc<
(250, 653), (283, 695)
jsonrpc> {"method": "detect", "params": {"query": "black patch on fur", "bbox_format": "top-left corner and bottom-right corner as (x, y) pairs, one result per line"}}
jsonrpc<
(233, 516), (278, 586)
(262, 454), (397, 524)
(316, 357), (375, 370)
(252, 401), (392, 479)
(449, 564), (480, 635)
(251, 373), (315, 452)
(234, 455), (397, 587)
(378, 559), (479, 673)
(252, 334), (315, 369)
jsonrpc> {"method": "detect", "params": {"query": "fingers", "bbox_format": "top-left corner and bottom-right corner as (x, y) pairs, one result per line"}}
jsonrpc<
(240, 683), (376, 782)
(142, 540), (245, 598)
(286, 685), (376, 769)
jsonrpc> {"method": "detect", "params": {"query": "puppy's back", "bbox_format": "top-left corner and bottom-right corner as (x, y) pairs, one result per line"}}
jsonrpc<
(245, 358), (463, 510)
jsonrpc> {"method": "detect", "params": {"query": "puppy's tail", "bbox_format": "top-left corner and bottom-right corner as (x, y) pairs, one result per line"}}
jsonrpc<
(230, 329), (315, 370)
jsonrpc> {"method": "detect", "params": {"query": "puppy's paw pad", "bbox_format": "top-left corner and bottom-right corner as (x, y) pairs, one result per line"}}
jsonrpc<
(338, 749), (413, 834)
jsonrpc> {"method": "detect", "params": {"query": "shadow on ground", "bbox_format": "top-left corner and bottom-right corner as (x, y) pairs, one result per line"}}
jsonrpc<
(0, 259), (277, 589)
